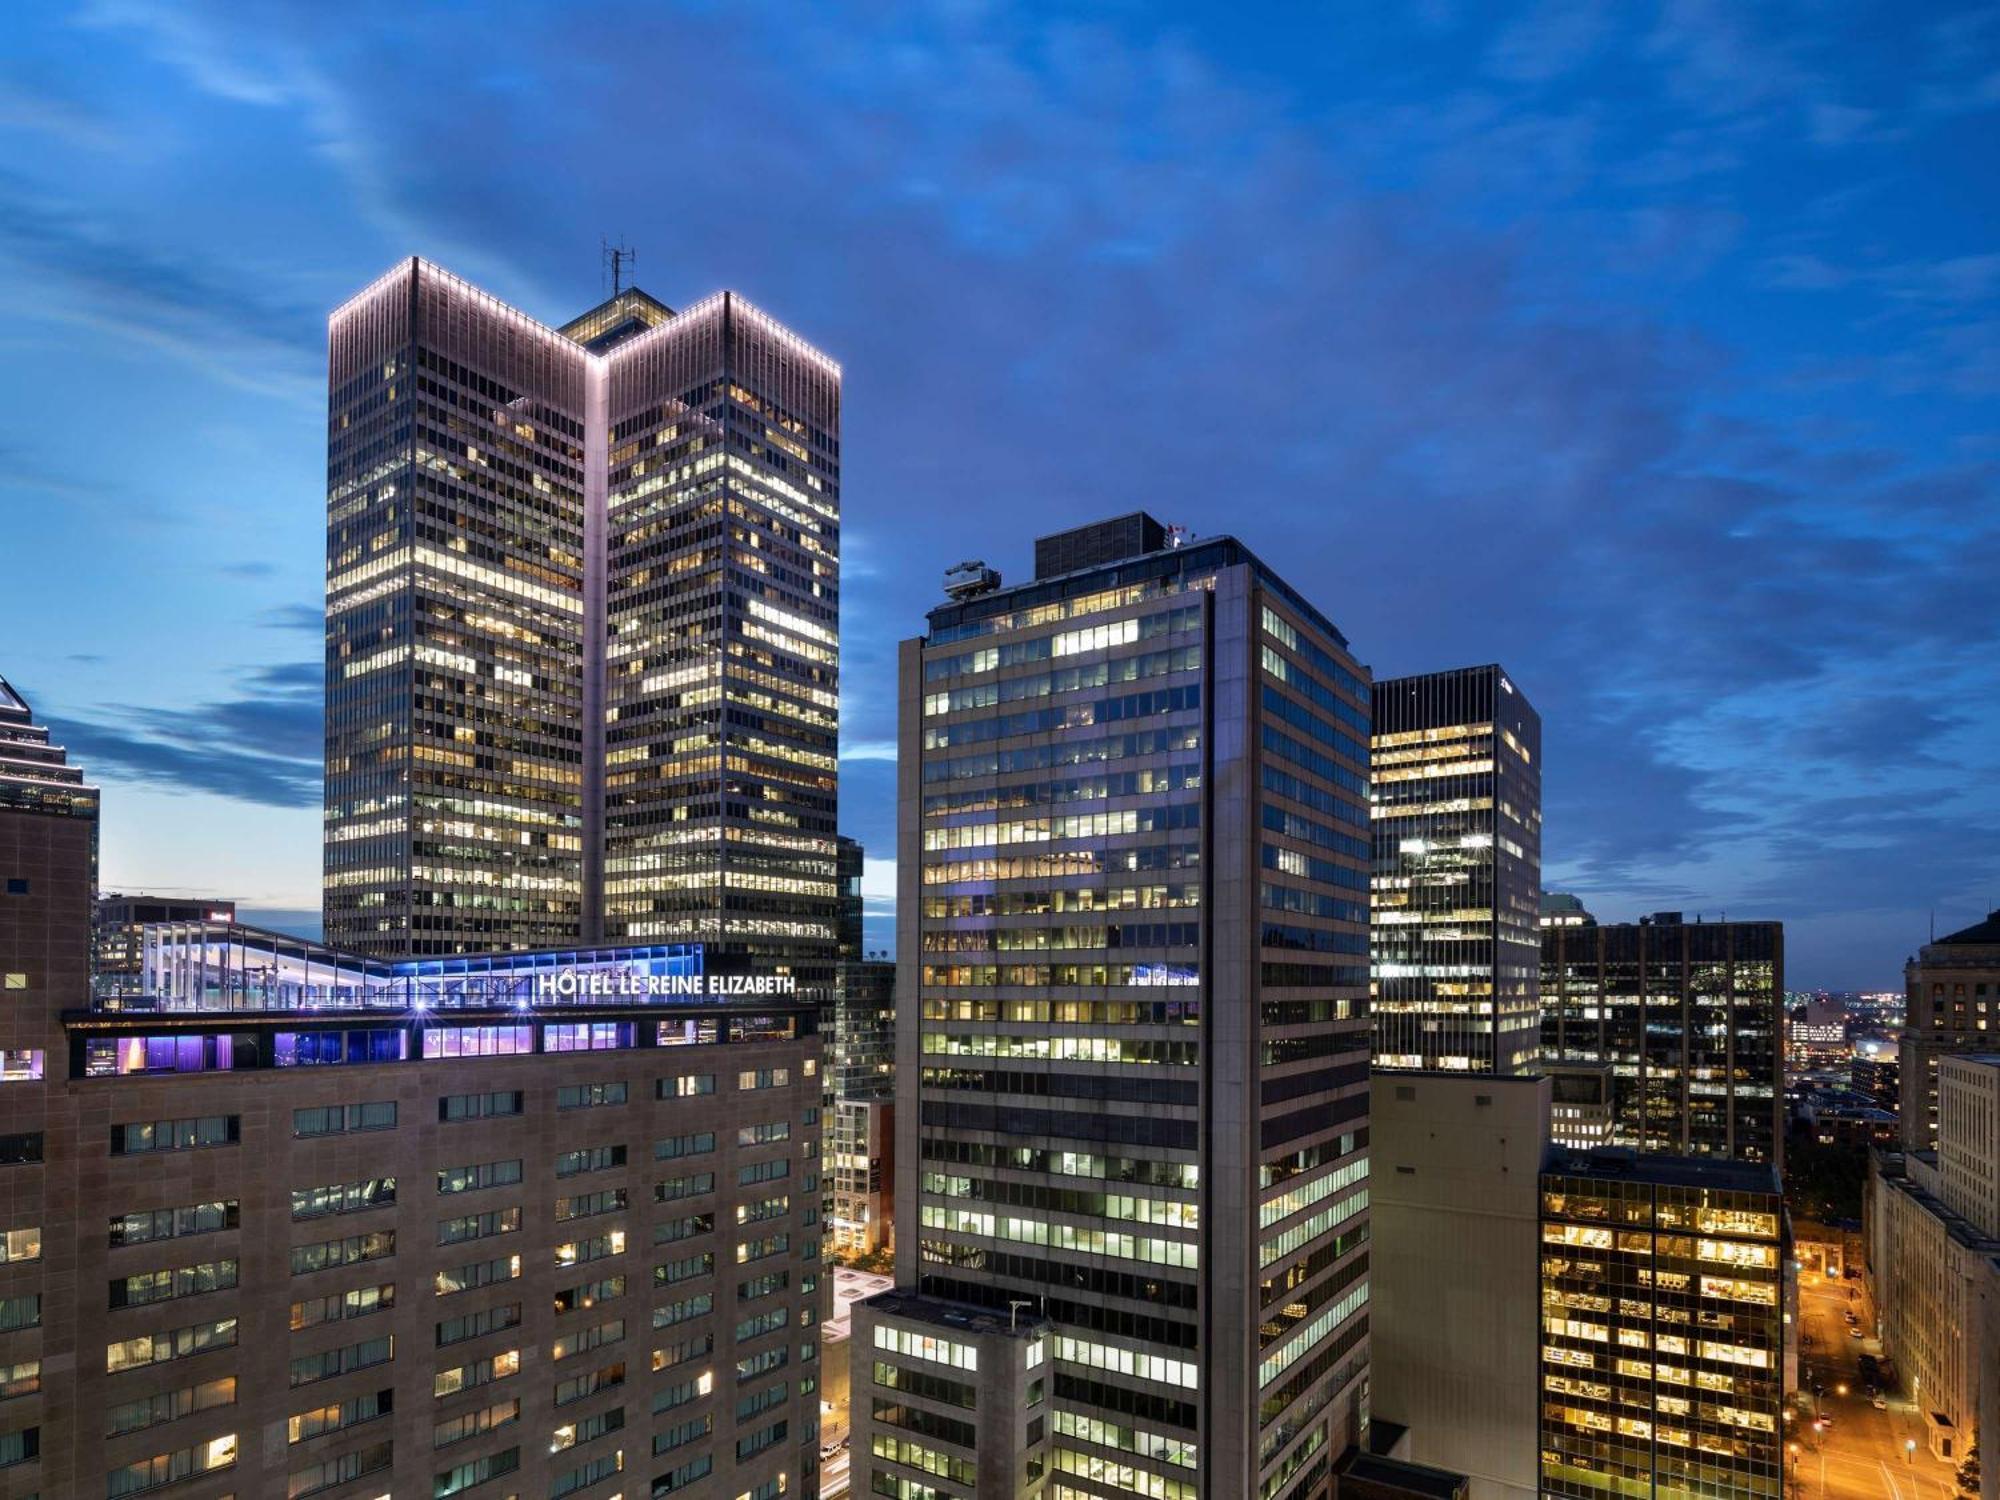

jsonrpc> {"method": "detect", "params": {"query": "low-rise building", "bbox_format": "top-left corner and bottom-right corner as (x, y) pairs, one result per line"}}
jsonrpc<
(1546, 1064), (1616, 1150)
(1851, 1053), (1900, 1113)
(850, 1291), (1055, 1498)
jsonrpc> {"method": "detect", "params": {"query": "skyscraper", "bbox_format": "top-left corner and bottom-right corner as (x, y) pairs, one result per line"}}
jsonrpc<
(866, 515), (1373, 1498)
(1542, 911), (1785, 1167)
(325, 260), (840, 990)
(1370, 664), (1542, 1074)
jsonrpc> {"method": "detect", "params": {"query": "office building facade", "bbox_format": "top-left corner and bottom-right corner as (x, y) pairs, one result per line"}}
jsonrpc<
(1542, 913), (1785, 1168)
(828, 836), (896, 1259)
(1900, 910), (2000, 1150)
(1371, 665), (1541, 1075)
(1539, 1153), (1786, 1500)
(0, 673), (98, 1094)
(850, 1291), (1055, 1496)
(1852, 1054), (1899, 1113)
(829, 1098), (896, 1260)
(889, 516), (1374, 1498)
(325, 260), (840, 978)
(5, 855), (828, 1499)
(1786, 997), (1848, 1073)
(837, 835), (865, 960)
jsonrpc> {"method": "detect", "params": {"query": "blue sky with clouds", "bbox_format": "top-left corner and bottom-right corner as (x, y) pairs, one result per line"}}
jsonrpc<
(1, 0), (1994, 987)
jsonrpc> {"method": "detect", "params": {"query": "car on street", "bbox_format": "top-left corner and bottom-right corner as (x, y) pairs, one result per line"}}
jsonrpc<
(1849, 1327), (1865, 1339)
(1872, 1397), (1888, 1410)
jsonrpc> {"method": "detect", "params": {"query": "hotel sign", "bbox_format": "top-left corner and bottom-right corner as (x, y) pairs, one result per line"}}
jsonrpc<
(535, 971), (797, 1000)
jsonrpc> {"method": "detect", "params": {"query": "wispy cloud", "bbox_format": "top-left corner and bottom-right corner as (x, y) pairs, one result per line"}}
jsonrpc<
(56, 661), (321, 809)
(2, 0), (1992, 987)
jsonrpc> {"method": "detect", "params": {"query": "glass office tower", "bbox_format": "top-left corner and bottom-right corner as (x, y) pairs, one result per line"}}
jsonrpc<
(325, 261), (839, 988)
(1542, 913), (1785, 1168)
(1540, 1153), (1786, 1500)
(873, 514), (1373, 1499)
(1370, 664), (1542, 1074)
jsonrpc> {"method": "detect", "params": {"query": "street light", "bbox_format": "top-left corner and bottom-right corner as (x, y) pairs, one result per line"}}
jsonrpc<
(1813, 1421), (1828, 1500)
(1906, 1438), (1917, 1465)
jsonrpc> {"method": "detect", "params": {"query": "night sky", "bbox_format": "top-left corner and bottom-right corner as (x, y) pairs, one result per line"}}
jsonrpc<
(2, 2), (1995, 989)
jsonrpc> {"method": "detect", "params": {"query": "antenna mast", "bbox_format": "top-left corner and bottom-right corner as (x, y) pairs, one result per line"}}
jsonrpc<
(602, 237), (637, 298)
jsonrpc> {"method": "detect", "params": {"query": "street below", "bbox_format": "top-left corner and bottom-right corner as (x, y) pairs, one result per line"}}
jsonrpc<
(1793, 1269), (1962, 1500)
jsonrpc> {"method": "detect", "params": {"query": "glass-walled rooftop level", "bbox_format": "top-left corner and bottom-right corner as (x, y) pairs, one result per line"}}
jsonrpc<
(115, 920), (756, 1015)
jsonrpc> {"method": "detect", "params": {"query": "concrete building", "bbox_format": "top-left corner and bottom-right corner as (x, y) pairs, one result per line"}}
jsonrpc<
(324, 260), (841, 971)
(0, 673), (97, 1094)
(829, 1097), (895, 1259)
(1370, 665), (1542, 1075)
(1939, 1055), (2000, 1239)
(1871, 1055), (2000, 1471)
(888, 514), (1373, 1498)
(1871, 1149), (1998, 1465)
(1539, 1151), (1787, 1500)
(1542, 911), (1785, 1168)
(1901, 911), (2000, 1150)
(850, 1291), (1055, 1498)
(1371, 1073), (1550, 1500)
(1, 673), (832, 1499)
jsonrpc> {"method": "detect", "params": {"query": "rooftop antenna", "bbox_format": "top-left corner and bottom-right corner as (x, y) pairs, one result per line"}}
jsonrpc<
(602, 237), (637, 298)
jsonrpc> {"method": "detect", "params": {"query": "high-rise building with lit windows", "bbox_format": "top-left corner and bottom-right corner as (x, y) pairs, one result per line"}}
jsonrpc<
(879, 515), (1374, 1500)
(1542, 912), (1785, 1168)
(1899, 909), (2000, 1150)
(1370, 665), (1542, 1074)
(1539, 1152), (1786, 1500)
(325, 260), (840, 993)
